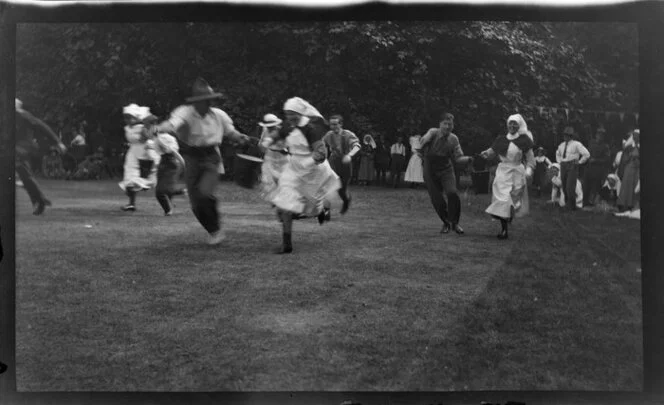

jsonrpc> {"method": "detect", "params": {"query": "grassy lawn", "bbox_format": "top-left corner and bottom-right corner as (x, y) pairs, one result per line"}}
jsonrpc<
(15, 178), (642, 391)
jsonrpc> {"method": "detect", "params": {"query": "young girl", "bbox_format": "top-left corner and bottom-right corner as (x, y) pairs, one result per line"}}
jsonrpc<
(533, 147), (552, 197)
(549, 163), (583, 209)
(118, 104), (161, 211)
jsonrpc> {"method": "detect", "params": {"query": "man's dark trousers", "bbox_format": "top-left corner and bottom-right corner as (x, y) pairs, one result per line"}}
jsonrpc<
(329, 155), (351, 204)
(560, 161), (579, 209)
(183, 148), (221, 234)
(423, 158), (460, 225)
(16, 153), (46, 206)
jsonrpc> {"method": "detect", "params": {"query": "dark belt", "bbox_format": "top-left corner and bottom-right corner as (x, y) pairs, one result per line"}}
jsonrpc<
(180, 144), (219, 158)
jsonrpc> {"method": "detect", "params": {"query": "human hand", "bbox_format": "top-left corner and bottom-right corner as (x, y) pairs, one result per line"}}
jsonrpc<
(342, 154), (352, 164)
(57, 143), (67, 155)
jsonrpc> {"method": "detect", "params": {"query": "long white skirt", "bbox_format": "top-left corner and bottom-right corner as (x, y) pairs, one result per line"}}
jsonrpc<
(404, 154), (424, 183)
(118, 144), (160, 192)
(260, 150), (289, 202)
(271, 155), (341, 216)
(485, 162), (529, 219)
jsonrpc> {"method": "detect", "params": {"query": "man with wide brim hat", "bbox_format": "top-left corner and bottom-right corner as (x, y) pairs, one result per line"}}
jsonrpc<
(157, 77), (250, 245)
(555, 125), (590, 210)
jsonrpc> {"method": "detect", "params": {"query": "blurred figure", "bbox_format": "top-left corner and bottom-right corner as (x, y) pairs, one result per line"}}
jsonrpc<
(583, 127), (611, 207)
(404, 133), (424, 188)
(389, 136), (406, 188)
(15, 98), (67, 215)
(357, 134), (376, 186)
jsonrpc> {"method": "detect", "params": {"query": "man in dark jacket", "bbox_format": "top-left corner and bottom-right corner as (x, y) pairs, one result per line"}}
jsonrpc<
(15, 99), (67, 215)
(583, 127), (612, 207)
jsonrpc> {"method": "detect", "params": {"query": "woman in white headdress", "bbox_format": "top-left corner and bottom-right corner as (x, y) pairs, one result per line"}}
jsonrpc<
(118, 104), (161, 211)
(479, 113), (536, 239)
(404, 133), (424, 187)
(357, 134), (376, 185)
(257, 113), (288, 202)
(270, 97), (341, 254)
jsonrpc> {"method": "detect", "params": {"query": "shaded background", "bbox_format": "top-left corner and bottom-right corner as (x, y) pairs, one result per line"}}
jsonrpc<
(15, 21), (638, 157)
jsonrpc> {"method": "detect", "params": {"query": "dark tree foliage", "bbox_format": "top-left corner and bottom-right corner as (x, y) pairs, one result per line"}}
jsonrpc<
(16, 21), (638, 154)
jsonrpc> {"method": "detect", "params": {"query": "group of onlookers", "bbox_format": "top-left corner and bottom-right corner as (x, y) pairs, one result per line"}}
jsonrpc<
(531, 126), (640, 215)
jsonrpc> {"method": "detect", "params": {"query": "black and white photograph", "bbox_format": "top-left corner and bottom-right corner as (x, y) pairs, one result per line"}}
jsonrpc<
(6, 9), (650, 395)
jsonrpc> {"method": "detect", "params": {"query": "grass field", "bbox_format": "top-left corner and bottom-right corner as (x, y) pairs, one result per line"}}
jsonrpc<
(15, 178), (642, 391)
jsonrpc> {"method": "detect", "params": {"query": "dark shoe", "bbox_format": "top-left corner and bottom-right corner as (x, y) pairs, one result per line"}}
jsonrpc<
(275, 245), (293, 254)
(497, 229), (508, 239)
(276, 233), (293, 254)
(440, 222), (451, 234)
(32, 201), (46, 215)
(317, 208), (330, 225)
(453, 224), (464, 235)
(121, 204), (136, 212)
(340, 196), (351, 215)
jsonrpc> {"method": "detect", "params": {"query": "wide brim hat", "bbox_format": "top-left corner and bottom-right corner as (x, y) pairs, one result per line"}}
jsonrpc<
(258, 113), (282, 128)
(186, 77), (223, 103)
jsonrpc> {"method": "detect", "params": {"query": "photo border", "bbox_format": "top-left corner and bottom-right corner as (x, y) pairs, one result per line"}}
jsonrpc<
(1, 1), (662, 404)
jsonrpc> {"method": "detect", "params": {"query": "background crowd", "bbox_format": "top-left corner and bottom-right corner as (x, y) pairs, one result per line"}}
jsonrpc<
(24, 110), (639, 218)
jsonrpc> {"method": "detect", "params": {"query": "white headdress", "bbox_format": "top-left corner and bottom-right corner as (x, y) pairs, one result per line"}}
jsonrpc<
(123, 103), (142, 117)
(363, 134), (376, 149)
(507, 113), (533, 141)
(283, 97), (323, 119)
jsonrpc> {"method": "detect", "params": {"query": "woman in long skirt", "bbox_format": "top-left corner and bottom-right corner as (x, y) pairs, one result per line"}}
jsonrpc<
(118, 104), (161, 212)
(270, 97), (341, 254)
(480, 114), (536, 239)
(404, 134), (424, 187)
(258, 113), (288, 202)
(357, 134), (376, 185)
(617, 129), (640, 212)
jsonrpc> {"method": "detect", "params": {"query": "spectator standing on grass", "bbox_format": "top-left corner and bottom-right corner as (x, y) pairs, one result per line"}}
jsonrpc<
(533, 147), (552, 197)
(322, 115), (360, 215)
(357, 134), (376, 186)
(389, 136), (406, 188)
(156, 78), (250, 245)
(549, 163), (583, 209)
(555, 126), (590, 211)
(583, 127), (612, 207)
(480, 114), (535, 240)
(374, 134), (390, 186)
(42, 146), (65, 179)
(617, 129), (640, 213)
(404, 133), (424, 188)
(15, 98), (68, 215)
(420, 112), (473, 235)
